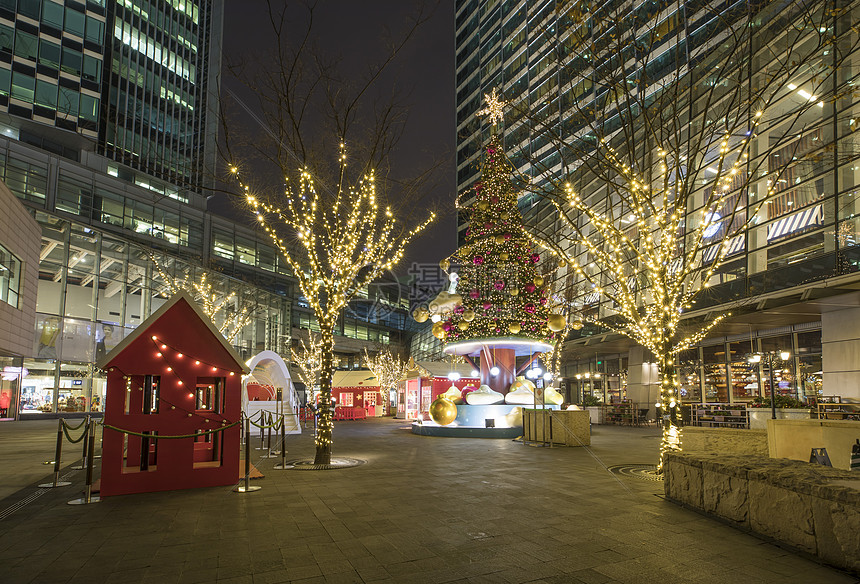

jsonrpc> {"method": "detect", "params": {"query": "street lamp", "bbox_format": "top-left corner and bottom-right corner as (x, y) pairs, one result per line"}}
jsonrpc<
(748, 350), (791, 420)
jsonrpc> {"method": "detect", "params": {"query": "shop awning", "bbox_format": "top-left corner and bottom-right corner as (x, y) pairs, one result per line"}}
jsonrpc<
(702, 234), (745, 264)
(766, 204), (824, 241)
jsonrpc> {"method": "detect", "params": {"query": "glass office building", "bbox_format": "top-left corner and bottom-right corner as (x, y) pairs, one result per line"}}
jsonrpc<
(454, 0), (860, 405)
(0, 1), (413, 419)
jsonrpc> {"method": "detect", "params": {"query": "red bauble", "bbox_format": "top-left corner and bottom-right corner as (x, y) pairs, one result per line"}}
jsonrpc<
(482, 302), (492, 310)
(531, 253), (541, 263)
(524, 283), (536, 293)
(540, 297), (548, 305)
(473, 255), (484, 265)
(443, 322), (453, 332)
(469, 289), (480, 299)
(524, 302), (536, 314)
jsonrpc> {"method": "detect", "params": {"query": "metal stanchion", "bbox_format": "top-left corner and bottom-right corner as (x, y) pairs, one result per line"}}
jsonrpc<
(274, 411), (292, 470)
(71, 415), (90, 470)
(255, 411), (266, 450)
(235, 417), (260, 493)
(68, 421), (99, 504)
(39, 419), (72, 488)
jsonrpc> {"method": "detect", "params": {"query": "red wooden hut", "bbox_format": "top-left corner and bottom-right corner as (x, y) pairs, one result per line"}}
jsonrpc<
(96, 291), (250, 496)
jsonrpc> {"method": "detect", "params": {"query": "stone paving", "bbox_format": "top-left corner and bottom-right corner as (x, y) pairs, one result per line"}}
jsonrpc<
(0, 418), (856, 584)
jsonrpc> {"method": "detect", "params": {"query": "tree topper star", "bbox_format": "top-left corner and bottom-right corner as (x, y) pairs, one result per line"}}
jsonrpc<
(476, 88), (506, 126)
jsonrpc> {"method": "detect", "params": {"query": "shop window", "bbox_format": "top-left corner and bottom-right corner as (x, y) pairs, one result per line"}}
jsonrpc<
(702, 344), (728, 402)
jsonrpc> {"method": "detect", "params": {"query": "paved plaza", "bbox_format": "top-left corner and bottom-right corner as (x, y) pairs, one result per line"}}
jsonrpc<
(0, 418), (856, 584)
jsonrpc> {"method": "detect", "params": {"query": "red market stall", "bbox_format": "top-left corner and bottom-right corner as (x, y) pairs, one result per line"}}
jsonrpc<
(331, 370), (380, 418)
(97, 291), (250, 497)
(396, 362), (479, 420)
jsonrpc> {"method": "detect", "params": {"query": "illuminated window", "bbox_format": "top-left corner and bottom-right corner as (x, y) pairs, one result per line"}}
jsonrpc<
(0, 243), (21, 308)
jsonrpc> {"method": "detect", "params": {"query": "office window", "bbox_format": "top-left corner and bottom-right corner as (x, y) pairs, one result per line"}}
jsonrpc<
(79, 93), (98, 121)
(13, 30), (38, 61)
(0, 23), (13, 54)
(58, 86), (78, 118)
(11, 71), (35, 102)
(85, 16), (103, 46)
(38, 39), (61, 69)
(61, 47), (82, 76)
(34, 79), (57, 109)
(41, 0), (63, 29)
(19, 0), (41, 19)
(0, 67), (10, 96)
(64, 7), (85, 37)
(0, 242), (21, 308)
(82, 54), (100, 83)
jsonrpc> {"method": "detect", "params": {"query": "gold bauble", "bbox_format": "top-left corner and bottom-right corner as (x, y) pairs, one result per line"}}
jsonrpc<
(500, 212), (510, 220)
(510, 376), (536, 394)
(557, 259), (567, 268)
(499, 252), (509, 260)
(533, 276), (544, 287)
(432, 322), (447, 339)
(439, 259), (450, 272)
(460, 246), (471, 258)
(458, 321), (470, 331)
(510, 288), (519, 296)
(494, 235), (505, 244)
(462, 309), (475, 322)
(508, 322), (521, 334)
(547, 314), (566, 332)
(477, 201), (489, 211)
(413, 307), (430, 323)
(571, 320), (584, 330)
(429, 397), (458, 426)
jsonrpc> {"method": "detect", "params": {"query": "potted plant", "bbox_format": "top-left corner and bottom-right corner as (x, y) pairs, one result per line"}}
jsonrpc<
(748, 395), (812, 429)
(581, 394), (603, 424)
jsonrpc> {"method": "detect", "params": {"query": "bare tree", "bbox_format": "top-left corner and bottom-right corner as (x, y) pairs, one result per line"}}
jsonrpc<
(505, 0), (860, 468)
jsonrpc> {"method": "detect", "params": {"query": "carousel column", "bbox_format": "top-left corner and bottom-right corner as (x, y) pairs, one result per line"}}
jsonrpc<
(481, 348), (515, 395)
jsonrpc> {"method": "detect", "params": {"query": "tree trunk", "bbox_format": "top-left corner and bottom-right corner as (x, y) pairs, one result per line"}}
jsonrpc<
(657, 356), (682, 472)
(313, 327), (335, 465)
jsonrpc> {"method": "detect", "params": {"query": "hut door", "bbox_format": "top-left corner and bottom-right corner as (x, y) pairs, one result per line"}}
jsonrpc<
(363, 391), (377, 416)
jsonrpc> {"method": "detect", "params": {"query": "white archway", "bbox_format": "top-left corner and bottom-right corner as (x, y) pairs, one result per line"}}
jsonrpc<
(242, 350), (301, 435)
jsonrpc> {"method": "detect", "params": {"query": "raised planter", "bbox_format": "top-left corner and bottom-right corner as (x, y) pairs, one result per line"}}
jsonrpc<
(748, 407), (811, 430)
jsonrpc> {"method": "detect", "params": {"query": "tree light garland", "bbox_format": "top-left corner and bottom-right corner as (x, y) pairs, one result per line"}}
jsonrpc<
(362, 346), (407, 414)
(230, 144), (434, 464)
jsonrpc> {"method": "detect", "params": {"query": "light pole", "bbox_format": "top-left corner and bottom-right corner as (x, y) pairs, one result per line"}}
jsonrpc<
(748, 350), (791, 420)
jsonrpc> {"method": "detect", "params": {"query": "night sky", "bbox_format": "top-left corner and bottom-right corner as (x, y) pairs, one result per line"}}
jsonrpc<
(217, 1), (458, 273)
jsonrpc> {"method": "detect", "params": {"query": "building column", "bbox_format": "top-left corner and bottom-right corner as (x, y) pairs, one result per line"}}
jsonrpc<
(626, 346), (659, 415)
(822, 305), (860, 402)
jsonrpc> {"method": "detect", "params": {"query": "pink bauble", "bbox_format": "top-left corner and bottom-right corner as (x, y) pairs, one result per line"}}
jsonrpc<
(469, 289), (480, 299)
(540, 297), (548, 305)
(475, 182), (483, 192)
(484, 222), (494, 230)
(531, 253), (540, 263)
(473, 255), (484, 265)
(487, 147), (496, 154)
(494, 279), (505, 290)
(443, 322), (453, 332)
(461, 386), (478, 400)
(524, 302), (536, 314)
(504, 233), (512, 240)
(525, 283), (536, 293)
(483, 302), (493, 310)
(455, 305), (465, 314)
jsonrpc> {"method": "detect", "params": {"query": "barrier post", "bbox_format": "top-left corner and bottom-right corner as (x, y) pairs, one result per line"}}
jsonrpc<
(39, 419), (72, 488)
(71, 415), (90, 470)
(68, 421), (99, 504)
(235, 416), (260, 492)
(256, 411), (266, 450)
(274, 410), (292, 470)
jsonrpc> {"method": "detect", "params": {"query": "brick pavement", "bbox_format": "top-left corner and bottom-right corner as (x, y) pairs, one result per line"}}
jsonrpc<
(0, 417), (855, 584)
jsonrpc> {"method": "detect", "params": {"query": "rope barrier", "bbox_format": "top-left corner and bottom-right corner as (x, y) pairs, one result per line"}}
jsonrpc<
(61, 419), (90, 444)
(62, 418), (88, 432)
(101, 420), (240, 439)
(245, 411), (283, 431)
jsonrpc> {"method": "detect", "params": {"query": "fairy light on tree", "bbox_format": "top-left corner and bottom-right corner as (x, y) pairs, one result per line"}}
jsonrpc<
(230, 144), (434, 464)
(150, 255), (256, 343)
(362, 346), (407, 415)
(290, 332), (324, 393)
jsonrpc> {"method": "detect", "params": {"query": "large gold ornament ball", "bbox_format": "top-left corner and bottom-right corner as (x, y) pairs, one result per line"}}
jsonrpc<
(571, 320), (584, 330)
(439, 259), (450, 272)
(432, 322), (447, 339)
(547, 314), (566, 332)
(462, 309), (476, 322)
(508, 322), (521, 334)
(494, 235), (505, 244)
(510, 288), (519, 296)
(429, 397), (458, 426)
(457, 320), (470, 331)
(413, 307), (430, 323)
(533, 276), (544, 287)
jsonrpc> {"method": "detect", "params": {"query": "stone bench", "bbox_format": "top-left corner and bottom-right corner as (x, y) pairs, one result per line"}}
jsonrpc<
(664, 452), (860, 573)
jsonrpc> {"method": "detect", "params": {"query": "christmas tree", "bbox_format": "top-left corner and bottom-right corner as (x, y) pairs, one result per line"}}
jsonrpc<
(431, 91), (565, 348)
